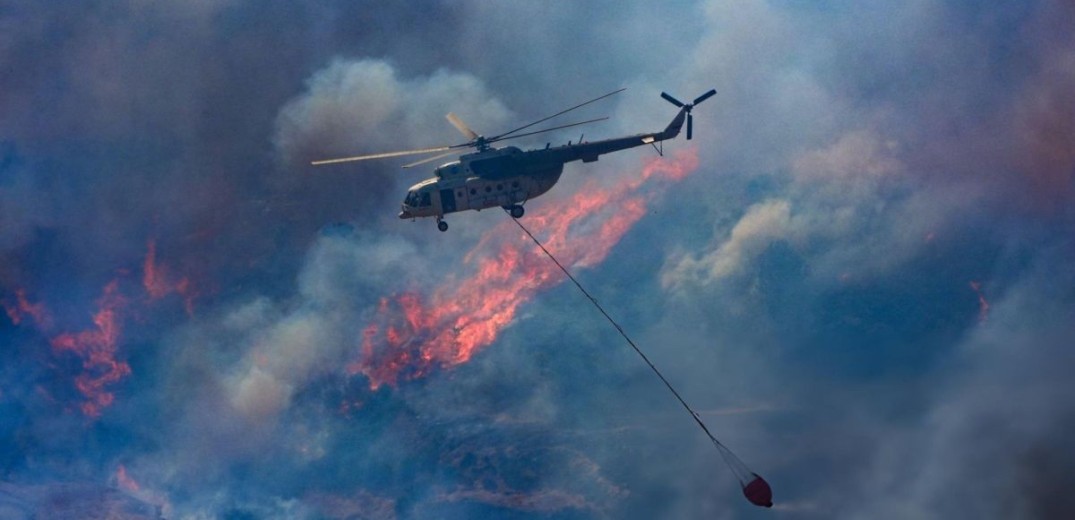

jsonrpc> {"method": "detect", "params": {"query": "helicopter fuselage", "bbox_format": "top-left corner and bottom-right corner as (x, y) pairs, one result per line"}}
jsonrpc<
(399, 146), (564, 220)
(312, 87), (717, 231)
(398, 111), (688, 225)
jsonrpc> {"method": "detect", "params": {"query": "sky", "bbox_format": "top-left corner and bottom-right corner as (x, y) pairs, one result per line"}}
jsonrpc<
(1, 1), (1074, 518)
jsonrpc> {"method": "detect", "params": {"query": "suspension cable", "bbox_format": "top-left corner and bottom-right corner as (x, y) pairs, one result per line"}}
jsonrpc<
(507, 214), (754, 482)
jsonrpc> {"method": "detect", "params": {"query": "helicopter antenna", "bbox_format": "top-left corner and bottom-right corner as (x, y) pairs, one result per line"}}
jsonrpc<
(487, 117), (607, 144)
(310, 88), (624, 166)
(490, 87), (625, 142)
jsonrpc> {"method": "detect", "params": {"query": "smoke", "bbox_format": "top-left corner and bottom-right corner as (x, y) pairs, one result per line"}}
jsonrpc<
(662, 199), (791, 289)
(275, 59), (511, 168)
(354, 150), (697, 389)
(842, 249), (1075, 519)
(3, 0), (1075, 518)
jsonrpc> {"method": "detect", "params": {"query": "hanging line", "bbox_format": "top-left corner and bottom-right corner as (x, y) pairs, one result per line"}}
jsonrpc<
(507, 214), (757, 485)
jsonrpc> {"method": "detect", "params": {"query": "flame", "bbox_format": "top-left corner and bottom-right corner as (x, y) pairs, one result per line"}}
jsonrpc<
(351, 149), (699, 389)
(2, 288), (53, 328)
(113, 464), (172, 514)
(969, 280), (990, 323)
(143, 239), (196, 315)
(115, 464), (140, 493)
(5, 236), (197, 418)
(51, 280), (131, 417)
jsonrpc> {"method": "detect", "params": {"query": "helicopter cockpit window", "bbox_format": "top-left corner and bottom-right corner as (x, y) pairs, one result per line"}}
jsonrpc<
(405, 191), (432, 207)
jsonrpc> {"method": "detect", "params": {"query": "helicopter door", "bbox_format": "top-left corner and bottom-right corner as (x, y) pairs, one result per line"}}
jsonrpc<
(439, 188), (457, 214)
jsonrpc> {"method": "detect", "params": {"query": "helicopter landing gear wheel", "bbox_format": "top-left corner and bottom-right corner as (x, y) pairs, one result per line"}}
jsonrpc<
(506, 205), (525, 219)
(437, 220), (449, 232)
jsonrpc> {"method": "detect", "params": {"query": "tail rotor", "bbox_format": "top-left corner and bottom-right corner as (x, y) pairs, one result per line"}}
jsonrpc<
(660, 89), (717, 140)
(692, 89), (717, 105)
(660, 92), (686, 108)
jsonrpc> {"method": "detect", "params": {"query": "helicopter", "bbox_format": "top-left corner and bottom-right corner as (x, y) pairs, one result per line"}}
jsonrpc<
(312, 87), (716, 231)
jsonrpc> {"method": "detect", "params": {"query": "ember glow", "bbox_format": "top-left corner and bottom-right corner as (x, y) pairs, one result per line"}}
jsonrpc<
(350, 150), (699, 389)
(50, 280), (131, 417)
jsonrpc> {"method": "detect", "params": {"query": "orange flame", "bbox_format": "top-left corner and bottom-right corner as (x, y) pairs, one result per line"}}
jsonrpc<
(350, 149), (699, 389)
(6, 236), (197, 418)
(115, 464), (141, 493)
(2, 288), (53, 329)
(114, 464), (172, 514)
(143, 239), (196, 315)
(51, 280), (131, 417)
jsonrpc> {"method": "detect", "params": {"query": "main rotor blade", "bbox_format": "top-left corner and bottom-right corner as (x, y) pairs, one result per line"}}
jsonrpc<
(488, 116), (608, 144)
(661, 92), (685, 107)
(693, 89), (717, 106)
(311, 146), (452, 166)
(491, 88), (625, 141)
(402, 150), (458, 169)
(446, 112), (479, 140)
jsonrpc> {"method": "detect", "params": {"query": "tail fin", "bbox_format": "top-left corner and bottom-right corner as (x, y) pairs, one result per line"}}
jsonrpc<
(657, 89), (716, 141)
(659, 108), (689, 140)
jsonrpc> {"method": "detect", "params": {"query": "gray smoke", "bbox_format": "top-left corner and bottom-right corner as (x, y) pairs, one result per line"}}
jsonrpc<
(2, 0), (1074, 518)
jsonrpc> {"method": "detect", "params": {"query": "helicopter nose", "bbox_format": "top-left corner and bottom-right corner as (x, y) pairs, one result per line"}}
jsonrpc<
(399, 208), (412, 219)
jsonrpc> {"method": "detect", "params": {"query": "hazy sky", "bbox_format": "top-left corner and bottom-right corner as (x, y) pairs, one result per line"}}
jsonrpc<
(2, 1), (1073, 518)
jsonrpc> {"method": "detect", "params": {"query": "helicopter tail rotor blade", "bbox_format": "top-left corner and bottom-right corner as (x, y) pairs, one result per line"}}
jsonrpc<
(661, 92), (686, 108)
(661, 88), (715, 140)
(693, 89), (717, 106)
(446, 113), (479, 141)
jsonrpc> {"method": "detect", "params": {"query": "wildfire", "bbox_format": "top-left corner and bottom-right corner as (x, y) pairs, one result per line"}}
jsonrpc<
(2, 288), (52, 329)
(113, 464), (172, 515)
(4, 283), (132, 417)
(350, 149), (699, 389)
(143, 239), (196, 315)
(51, 280), (131, 417)
(4, 238), (196, 418)
(115, 464), (141, 493)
